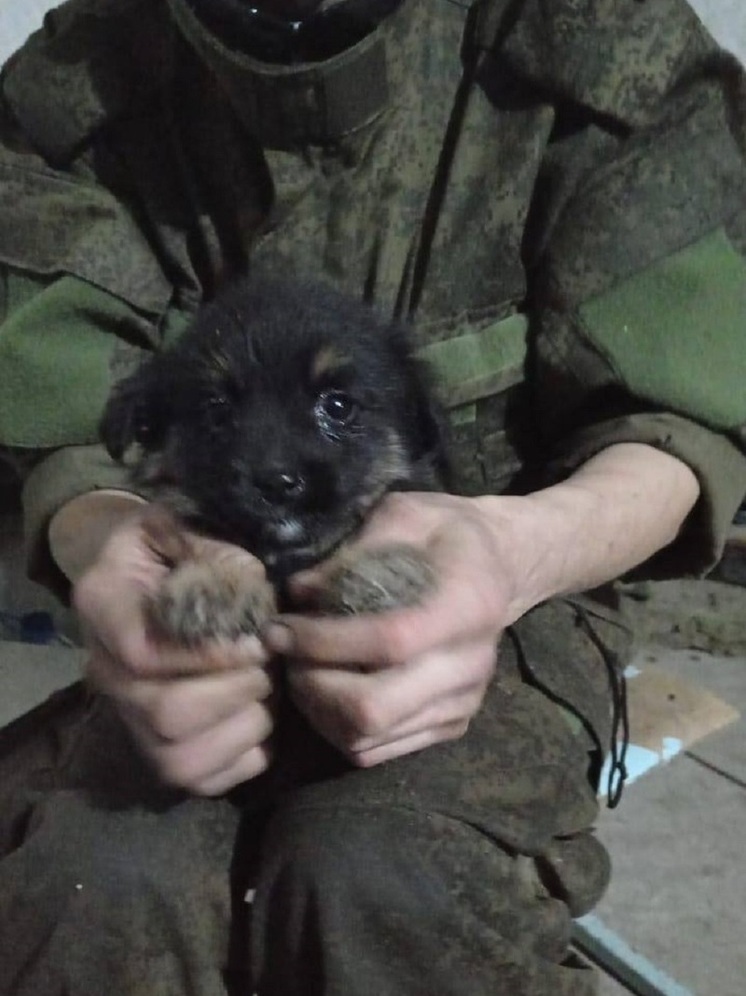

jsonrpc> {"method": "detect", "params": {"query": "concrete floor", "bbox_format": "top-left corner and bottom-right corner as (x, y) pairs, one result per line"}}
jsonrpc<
(591, 637), (746, 996)
(0, 1), (745, 993)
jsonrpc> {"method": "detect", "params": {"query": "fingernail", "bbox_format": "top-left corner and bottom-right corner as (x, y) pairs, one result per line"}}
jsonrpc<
(263, 621), (295, 654)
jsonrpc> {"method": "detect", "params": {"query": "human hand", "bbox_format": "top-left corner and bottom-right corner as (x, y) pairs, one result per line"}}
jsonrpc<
(263, 492), (510, 767)
(74, 507), (277, 795)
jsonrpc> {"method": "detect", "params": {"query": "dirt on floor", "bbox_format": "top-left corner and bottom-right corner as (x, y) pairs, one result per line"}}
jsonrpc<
(620, 577), (746, 657)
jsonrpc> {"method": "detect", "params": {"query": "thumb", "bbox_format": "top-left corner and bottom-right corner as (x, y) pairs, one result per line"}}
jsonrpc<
(139, 504), (195, 566)
(140, 504), (265, 579)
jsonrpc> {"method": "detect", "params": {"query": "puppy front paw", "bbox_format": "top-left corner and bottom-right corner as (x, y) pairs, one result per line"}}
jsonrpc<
(145, 558), (277, 645)
(318, 544), (437, 616)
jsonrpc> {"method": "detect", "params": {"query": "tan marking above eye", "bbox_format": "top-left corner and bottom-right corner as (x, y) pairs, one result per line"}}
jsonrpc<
(310, 344), (352, 384)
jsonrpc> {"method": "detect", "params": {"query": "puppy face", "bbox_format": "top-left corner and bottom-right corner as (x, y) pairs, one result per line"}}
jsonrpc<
(101, 277), (447, 576)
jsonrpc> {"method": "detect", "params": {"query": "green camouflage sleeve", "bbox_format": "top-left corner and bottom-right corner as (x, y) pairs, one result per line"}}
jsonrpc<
(0, 264), (198, 594)
(504, 0), (746, 577)
(0, 269), (147, 595)
(0, 56), (200, 594)
(0, 163), (187, 596)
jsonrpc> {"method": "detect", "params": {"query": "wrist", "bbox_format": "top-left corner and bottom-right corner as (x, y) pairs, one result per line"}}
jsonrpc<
(49, 490), (148, 583)
(472, 491), (571, 623)
(473, 443), (700, 622)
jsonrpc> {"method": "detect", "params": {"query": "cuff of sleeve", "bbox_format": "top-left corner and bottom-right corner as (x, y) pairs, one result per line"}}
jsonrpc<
(547, 412), (746, 580)
(22, 445), (139, 601)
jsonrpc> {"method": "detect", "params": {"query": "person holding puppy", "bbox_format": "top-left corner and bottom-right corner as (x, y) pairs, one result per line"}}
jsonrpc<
(1, 0), (745, 993)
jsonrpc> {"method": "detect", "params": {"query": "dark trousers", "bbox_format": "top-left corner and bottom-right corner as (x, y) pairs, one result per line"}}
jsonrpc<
(0, 601), (623, 996)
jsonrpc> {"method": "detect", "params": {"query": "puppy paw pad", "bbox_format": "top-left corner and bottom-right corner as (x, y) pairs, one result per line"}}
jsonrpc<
(319, 544), (437, 615)
(146, 561), (276, 644)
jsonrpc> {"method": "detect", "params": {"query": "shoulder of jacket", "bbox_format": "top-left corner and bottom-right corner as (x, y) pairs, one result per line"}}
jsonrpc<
(1, 0), (174, 165)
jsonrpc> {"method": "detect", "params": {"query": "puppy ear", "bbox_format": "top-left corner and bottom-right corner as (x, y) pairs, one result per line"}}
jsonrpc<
(100, 359), (165, 461)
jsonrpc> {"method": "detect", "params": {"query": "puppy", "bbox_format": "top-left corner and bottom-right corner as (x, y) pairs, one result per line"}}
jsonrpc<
(101, 276), (449, 643)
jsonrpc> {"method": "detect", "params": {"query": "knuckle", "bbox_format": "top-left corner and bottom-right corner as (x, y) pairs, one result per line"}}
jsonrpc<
(251, 668), (274, 701)
(241, 746), (271, 780)
(375, 616), (415, 665)
(196, 746), (272, 796)
(474, 643), (498, 681)
(248, 702), (275, 743)
(466, 683), (487, 715)
(346, 691), (390, 739)
(118, 639), (154, 678)
(444, 719), (470, 742)
(147, 698), (183, 741)
(153, 745), (204, 791)
(349, 748), (378, 769)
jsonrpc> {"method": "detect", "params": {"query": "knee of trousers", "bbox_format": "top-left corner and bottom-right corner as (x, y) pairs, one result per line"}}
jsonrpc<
(3, 786), (241, 917)
(252, 800), (591, 969)
(0, 789), (245, 996)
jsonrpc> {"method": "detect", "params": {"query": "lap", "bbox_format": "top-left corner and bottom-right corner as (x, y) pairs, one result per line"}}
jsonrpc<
(0, 596), (625, 995)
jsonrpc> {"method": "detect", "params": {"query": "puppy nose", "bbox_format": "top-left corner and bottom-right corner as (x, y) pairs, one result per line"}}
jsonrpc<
(255, 466), (306, 502)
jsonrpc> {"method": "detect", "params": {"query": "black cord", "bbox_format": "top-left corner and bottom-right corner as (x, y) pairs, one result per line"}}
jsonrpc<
(574, 604), (630, 809)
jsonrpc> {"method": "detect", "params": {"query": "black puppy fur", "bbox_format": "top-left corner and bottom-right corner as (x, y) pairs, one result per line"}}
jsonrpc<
(101, 276), (448, 641)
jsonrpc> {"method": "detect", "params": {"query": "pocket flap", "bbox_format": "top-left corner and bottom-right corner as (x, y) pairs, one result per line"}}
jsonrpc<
(416, 312), (528, 409)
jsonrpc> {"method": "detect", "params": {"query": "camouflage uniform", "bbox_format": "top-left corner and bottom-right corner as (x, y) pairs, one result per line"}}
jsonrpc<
(1, 0), (746, 992)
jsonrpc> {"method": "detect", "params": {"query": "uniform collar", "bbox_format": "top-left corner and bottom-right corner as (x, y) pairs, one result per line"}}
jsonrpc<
(166, 0), (417, 149)
(183, 0), (402, 63)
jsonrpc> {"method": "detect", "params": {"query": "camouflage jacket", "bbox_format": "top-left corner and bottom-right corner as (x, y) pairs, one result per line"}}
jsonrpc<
(1, 0), (746, 593)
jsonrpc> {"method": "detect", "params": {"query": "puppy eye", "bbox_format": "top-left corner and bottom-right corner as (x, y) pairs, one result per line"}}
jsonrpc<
(315, 390), (357, 427)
